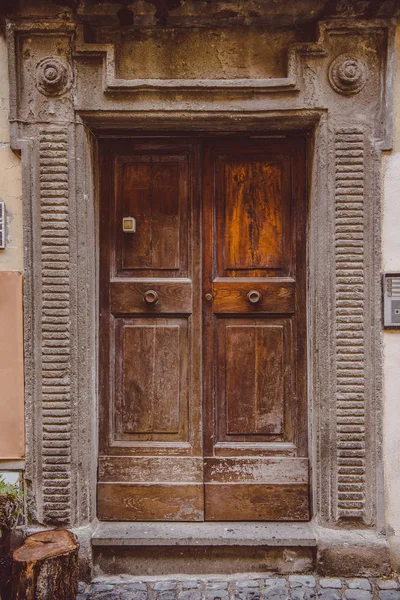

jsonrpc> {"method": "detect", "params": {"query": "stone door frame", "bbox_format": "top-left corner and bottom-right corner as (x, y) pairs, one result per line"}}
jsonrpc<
(5, 13), (396, 573)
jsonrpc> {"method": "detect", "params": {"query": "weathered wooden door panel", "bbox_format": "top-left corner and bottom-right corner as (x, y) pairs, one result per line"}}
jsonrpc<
(215, 151), (292, 278)
(110, 281), (192, 314)
(114, 318), (188, 440)
(98, 483), (203, 521)
(98, 139), (203, 521)
(218, 319), (291, 440)
(204, 457), (309, 483)
(205, 484), (309, 521)
(116, 155), (188, 276)
(212, 280), (295, 314)
(221, 160), (287, 273)
(203, 138), (309, 521)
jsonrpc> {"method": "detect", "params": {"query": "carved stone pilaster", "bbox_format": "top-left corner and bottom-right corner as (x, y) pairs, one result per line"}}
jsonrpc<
(39, 128), (72, 524)
(334, 128), (366, 519)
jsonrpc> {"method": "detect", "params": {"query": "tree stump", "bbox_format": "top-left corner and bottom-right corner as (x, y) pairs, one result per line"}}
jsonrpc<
(11, 529), (79, 600)
(0, 530), (13, 600)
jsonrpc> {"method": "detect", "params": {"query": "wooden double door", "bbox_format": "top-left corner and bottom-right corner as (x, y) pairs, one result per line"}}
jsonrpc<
(98, 136), (309, 521)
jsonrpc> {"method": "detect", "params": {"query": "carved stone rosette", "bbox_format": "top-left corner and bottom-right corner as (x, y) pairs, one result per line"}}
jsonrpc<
(35, 57), (72, 97)
(329, 54), (368, 95)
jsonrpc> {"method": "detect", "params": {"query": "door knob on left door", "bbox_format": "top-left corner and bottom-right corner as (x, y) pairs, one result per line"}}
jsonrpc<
(247, 290), (262, 304)
(144, 290), (159, 304)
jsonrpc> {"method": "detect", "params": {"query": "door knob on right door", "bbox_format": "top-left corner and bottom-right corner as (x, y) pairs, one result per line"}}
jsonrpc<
(143, 290), (159, 304)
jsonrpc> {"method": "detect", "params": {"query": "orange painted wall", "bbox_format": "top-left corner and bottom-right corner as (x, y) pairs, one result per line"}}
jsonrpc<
(0, 271), (25, 460)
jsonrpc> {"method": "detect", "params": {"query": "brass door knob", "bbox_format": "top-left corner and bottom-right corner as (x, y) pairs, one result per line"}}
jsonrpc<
(205, 293), (213, 302)
(144, 290), (159, 304)
(247, 290), (262, 304)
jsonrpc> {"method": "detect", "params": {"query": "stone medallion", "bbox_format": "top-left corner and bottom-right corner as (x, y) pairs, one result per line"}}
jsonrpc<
(329, 54), (368, 95)
(35, 57), (72, 97)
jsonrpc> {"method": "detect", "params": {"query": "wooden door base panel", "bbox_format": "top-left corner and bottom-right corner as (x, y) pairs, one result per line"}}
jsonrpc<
(98, 483), (204, 521)
(205, 484), (309, 521)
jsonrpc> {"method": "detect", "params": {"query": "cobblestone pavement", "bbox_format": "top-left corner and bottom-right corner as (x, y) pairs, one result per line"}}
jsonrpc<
(77, 575), (400, 600)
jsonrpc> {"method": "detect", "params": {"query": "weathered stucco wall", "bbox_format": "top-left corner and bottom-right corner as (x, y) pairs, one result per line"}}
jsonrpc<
(0, 32), (24, 461)
(0, 2), (399, 572)
(382, 25), (400, 571)
(0, 34), (23, 272)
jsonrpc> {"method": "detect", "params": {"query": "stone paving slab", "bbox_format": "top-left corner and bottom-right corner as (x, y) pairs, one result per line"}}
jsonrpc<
(77, 575), (400, 600)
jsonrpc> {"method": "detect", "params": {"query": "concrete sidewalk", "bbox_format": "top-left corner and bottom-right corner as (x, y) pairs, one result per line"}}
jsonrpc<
(77, 575), (400, 600)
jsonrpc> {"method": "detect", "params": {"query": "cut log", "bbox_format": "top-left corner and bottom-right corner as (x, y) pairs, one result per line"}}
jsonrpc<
(0, 530), (12, 600)
(11, 529), (79, 600)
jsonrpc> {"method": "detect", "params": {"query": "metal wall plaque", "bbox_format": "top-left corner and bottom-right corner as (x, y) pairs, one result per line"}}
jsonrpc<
(0, 202), (5, 249)
(383, 273), (400, 329)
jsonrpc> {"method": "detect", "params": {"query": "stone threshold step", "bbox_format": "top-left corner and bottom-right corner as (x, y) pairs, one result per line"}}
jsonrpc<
(92, 521), (316, 547)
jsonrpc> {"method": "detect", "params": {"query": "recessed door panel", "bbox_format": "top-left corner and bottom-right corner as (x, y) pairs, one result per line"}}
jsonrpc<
(221, 320), (287, 438)
(116, 155), (188, 277)
(223, 161), (283, 271)
(115, 318), (188, 439)
(216, 152), (292, 279)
